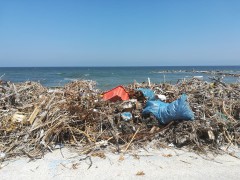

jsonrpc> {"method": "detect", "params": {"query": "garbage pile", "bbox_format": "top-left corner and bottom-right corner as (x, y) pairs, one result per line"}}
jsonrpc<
(0, 78), (239, 161)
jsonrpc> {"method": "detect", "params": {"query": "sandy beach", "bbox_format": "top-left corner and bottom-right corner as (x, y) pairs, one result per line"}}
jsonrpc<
(1, 147), (240, 180)
(0, 78), (239, 179)
(1, 1), (240, 179)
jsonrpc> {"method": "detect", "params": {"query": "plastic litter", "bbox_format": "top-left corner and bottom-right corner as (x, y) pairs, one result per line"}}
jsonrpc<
(103, 85), (129, 102)
(142, 94), (194, 124)
(137, 88), (155, 100)
(155, 94), (167, 101)
(121, 112), (133, 121)
(122, 102), (133, 111)
(0, 152), (6, 159)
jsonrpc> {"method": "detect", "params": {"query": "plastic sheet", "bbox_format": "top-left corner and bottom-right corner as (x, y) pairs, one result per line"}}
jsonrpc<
(137, 88), (155, 100)
(142, 94), (194, 124)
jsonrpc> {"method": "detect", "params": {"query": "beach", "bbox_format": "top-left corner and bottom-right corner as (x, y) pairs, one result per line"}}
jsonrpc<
(1, 0), (240, 179)
(1, 147), (240, 180)
(0, 75), (239, 179)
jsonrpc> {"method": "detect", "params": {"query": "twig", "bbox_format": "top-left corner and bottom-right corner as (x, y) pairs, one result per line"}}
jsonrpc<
(124, 127), (140, 153)
(79, 156), (92, 169)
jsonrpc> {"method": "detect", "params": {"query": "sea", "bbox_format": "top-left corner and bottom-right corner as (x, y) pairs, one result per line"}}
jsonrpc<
(0, 66), (239, 90)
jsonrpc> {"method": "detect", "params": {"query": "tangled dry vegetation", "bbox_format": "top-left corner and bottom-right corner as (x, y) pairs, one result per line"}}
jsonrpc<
(0, 78), (239, 161)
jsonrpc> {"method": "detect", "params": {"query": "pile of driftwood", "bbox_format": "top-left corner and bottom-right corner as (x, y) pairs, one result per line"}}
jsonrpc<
(0, 78), (239, 161)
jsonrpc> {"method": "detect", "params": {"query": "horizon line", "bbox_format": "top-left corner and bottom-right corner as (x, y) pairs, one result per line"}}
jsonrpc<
(0, 65), (240, 68)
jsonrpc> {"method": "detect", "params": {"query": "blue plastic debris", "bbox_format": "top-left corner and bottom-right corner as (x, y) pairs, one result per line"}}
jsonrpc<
(121, 112), (133, 121)
(142, 94), (194, 124)
(137, 88), (156, 100)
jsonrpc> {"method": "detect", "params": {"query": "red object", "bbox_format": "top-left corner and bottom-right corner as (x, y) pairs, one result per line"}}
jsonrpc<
(103, 86), (129, 102)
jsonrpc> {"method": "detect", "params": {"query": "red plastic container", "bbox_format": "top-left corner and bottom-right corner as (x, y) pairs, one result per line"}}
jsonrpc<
(103, 85), (129, 102)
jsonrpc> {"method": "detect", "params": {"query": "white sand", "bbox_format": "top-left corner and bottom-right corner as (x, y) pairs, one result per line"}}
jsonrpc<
(0, 147), (240, 180)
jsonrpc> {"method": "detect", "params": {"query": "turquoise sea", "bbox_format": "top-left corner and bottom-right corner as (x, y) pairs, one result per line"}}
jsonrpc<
(0, 66), (239, 90)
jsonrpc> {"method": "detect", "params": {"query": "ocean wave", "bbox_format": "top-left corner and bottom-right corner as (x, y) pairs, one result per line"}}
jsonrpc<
(56, 72), (65, 75)
(64, 78), (80, 82)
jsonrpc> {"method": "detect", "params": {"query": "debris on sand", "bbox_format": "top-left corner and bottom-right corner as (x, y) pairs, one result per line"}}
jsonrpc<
(0, 78), (239, 161)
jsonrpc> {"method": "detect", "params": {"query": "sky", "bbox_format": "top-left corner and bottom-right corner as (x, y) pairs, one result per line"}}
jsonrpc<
(0, 0), (240, 66)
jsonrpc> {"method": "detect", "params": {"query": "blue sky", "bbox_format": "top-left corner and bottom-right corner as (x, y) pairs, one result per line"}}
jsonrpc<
(0, 0), (239, 66)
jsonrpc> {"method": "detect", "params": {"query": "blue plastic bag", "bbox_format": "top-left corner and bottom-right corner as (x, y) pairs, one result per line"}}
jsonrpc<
(142, 94), (194, 124)
(137, 88), (155, 100)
